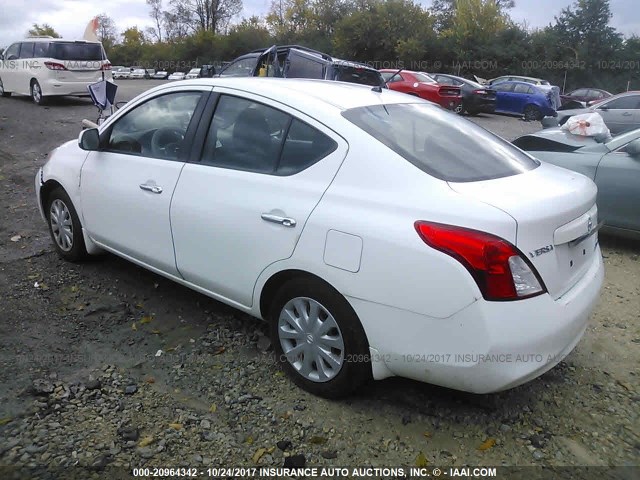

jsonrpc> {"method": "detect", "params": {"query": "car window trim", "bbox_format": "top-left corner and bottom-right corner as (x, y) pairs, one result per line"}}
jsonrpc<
(100, 89), (211, 163)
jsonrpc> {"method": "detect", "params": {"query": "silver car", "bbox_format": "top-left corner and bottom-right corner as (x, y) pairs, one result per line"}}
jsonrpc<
(553, 91), (640, 135)
(514, 127), (640, 236)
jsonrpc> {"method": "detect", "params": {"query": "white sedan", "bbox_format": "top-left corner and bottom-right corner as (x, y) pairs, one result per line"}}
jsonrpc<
(168, 71), (186, 81)
(35, 78), (604, 398)
(185, 67), (201, 79)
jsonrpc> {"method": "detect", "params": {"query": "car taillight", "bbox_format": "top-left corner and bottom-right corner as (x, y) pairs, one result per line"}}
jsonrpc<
(414, 221), (546, 301)
(44, 61), (67, 71)
(101, 62), (112, 71)
(473, 89), (487, 95)
(440, 88), (460, 97)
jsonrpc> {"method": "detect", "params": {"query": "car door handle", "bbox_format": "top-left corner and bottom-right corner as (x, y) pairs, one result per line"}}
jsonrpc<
(261, 213), (296, 228)
(139, 184), (163, 194)
(622, 112), (632, 116)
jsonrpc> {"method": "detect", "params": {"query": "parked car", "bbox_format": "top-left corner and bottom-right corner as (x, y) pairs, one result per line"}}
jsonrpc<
(152, 71), (169, 80)
(430, 73), (496, 115)
(35, 78), (603, 397)
(0, 37), (112, 105)
(550, 91), (640, 135)
(129, 68), (147, 79)
(513, 127), (640, 236)
(112, 66), (130, 80)
(199, 64), (216, 78)
(493, 81), (556, 120)
(218, 45), (385, 88)
(379, 69), (462, 112)
(185, 67), (200, 79)
(560, 88), (612, 108)
(168, 71), (186, 80)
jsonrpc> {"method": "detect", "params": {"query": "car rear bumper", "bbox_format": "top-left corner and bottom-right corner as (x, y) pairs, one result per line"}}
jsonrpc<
(41, 75), (111, 96)
(348, 246), (604, 393)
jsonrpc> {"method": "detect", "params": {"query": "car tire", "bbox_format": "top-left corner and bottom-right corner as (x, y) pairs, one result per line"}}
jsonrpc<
(45, 186), (88, 262)
(269, 277), (371, 398)
(31, 79), (47, 105)
(523, 104), (542, 121)
(0, 77), (11, 97)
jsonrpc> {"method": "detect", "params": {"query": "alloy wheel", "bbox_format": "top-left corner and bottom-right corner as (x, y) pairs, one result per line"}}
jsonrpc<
(49, 199), (73, 252)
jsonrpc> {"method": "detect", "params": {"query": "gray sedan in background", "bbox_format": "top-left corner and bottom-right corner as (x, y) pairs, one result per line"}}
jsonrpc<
(551, 91), (640, 135)
(514, 128), (640, 236)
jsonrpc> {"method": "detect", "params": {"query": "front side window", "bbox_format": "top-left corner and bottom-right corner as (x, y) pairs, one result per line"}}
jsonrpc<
(219, 56), (258, 77)
(107, 91), (202, 160)
(342, 103), (539, 182)
(4, 43), (20, 60)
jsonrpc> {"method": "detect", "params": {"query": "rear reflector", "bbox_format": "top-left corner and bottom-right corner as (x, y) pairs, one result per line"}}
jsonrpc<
(414, 221), (546, 301)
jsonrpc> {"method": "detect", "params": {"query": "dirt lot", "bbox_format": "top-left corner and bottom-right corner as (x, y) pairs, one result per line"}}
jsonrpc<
(0, 81), (638, 476)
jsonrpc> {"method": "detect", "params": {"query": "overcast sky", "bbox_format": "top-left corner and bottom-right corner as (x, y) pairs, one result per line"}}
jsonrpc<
(0, 0), (637, 47)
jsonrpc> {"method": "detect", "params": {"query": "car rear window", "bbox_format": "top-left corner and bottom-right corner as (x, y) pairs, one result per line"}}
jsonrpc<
(333, 66), (383, 87)
(50, 42), (104, 61)
(342, 103), (539, 182)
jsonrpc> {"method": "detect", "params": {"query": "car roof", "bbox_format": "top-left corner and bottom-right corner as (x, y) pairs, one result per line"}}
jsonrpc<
(21, 37), (101, 44)
(146, 77), (417, 111)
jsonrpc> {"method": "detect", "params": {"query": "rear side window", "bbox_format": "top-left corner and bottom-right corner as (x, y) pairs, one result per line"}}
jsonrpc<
(19, 43), (35, 59)
(332, 65), (383, 86)
(342, 103), (539, 182)
(279, 120), (337, 175)
(34, 42), (49, 58)
(50, 42), (104, 61)
(493, 82), (514, 92)
(513, 84), (532, 94)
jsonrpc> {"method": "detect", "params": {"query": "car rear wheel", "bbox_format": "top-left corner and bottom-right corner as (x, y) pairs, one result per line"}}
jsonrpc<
(31, 80), (47, 105)
(46, 187), (88, 261)
(270, 278), (371, 398)
(523, 104), (542, 121)
(0, 77), (11, 97)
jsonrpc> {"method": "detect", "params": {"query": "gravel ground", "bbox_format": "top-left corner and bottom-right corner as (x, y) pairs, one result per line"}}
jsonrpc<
(0, 82), (638, 477)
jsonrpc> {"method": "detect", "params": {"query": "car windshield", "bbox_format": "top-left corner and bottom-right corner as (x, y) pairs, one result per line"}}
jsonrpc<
(414, 72), (436, 83)
(50, 42), (104, 61)
(342, 103), (539, 182)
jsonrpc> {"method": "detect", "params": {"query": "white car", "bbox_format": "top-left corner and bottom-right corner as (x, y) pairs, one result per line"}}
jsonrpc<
(35, 78), (604, 397)
(168, 71), (186, 80)
(185, 67), (200, 79)
(129, 68), (147, 79)
(0, 37), (112, 105)
(112, 66), (130, 79)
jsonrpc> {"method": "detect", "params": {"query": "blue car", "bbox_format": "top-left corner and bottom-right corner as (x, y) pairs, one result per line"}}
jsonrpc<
(493, 81), (556, 121)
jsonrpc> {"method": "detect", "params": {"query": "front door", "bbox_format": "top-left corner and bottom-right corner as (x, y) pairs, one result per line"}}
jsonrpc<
(170, 90), (348, 307)
(80, 88), (208, 275)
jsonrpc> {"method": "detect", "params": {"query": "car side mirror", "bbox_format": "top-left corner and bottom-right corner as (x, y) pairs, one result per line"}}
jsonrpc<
(78, 128), (100, 151)
(625, 138), (640, 157)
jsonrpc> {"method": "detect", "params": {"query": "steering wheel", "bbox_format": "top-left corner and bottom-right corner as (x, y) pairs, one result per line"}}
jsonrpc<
(151, 127), (184, 159)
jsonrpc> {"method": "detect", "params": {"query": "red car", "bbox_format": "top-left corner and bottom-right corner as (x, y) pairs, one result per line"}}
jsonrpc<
(380, 69), (462, 112)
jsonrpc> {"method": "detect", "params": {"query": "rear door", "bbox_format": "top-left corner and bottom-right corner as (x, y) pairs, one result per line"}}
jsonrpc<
(595, 142), (640, 231)
(594, 94), (640, 134)
(170, 90), (347, 307)
(49, 41), (107, 83)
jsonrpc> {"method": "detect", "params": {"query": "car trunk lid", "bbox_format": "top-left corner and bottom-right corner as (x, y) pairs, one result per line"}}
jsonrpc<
(449, 163), (599, 299)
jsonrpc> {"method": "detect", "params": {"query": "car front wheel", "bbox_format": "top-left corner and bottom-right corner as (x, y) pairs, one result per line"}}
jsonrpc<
(270, 278), (371, 398)
(0, 77), (11, 97)
(46, 187), (88, 261)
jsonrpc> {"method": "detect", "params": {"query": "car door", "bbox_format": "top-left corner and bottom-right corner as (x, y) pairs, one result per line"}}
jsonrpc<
(594, 94), (640, 134)
(493, 82), (515, 112)
(170, 91), (348, 307)
(80, 88), (209, 275)
(594, 139), (640, 231)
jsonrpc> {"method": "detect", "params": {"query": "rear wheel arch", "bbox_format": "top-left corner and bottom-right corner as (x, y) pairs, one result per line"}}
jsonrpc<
(260, 269), (330, 320)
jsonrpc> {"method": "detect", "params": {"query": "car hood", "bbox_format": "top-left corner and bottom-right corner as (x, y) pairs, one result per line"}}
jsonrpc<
(557, 107), (591, 117)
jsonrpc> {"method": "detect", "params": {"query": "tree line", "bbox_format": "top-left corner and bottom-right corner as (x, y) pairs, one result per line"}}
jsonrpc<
(27, 0), (640, 93)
